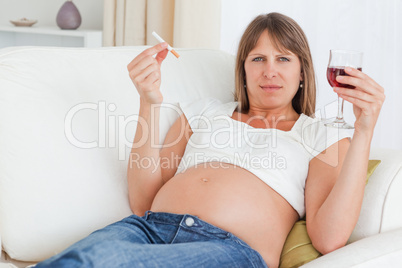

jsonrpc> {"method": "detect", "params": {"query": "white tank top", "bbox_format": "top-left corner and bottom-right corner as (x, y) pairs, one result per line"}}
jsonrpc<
(175, 98), (353, 218)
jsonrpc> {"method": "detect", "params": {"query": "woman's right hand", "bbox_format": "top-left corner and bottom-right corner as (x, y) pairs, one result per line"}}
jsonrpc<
(127, 42), (169, 104)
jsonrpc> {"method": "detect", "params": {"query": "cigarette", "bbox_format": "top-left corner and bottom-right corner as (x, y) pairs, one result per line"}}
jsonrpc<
(152, 31), (180, 58)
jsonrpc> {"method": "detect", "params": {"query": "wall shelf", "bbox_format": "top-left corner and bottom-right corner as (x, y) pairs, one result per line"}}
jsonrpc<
(0, 26), (102, 48)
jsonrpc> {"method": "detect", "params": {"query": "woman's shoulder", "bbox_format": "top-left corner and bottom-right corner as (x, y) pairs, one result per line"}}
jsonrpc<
(295, 114), (353, 158)
(178, 98), (237, 128)
(297, 114), (352, 136)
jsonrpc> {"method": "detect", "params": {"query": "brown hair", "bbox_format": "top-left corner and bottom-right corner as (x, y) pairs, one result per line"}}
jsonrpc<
(235, 12), (316, 116)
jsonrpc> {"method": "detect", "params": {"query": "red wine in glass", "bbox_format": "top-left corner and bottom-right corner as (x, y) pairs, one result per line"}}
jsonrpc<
(327, 67), (362, 89)
(325, 49), (363, 129)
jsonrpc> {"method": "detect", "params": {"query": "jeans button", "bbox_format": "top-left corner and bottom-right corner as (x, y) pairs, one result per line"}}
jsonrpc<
(185, 217), (195, 227)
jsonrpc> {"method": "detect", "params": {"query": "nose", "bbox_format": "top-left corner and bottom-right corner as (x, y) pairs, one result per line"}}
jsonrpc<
(263, 62), (277, 79)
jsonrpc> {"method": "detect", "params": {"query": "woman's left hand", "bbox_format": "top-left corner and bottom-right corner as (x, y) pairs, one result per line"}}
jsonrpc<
(334, 67), (385, 134)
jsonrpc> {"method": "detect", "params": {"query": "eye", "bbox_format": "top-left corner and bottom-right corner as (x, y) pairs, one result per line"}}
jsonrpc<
(279, 57), (290, 62)
(252, 57), (264, 62)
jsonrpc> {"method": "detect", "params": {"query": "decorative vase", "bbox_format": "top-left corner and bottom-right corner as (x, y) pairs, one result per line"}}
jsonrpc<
(56, 0), (82, 30)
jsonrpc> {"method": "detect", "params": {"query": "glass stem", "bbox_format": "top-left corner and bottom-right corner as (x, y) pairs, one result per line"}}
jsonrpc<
(337, 95), (344, 120)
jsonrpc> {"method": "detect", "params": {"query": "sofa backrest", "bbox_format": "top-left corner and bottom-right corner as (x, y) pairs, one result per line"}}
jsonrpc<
(0, 46), (235, 261)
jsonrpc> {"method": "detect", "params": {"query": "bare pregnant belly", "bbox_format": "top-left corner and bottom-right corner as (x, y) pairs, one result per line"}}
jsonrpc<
(150, 162), (299, 268)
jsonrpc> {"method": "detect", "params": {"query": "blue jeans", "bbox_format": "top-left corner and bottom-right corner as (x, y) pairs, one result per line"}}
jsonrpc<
(35, 211), (268, 268)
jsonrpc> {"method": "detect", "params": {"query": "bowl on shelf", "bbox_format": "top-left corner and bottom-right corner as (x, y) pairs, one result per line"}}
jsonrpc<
(10, 18), (38, 27)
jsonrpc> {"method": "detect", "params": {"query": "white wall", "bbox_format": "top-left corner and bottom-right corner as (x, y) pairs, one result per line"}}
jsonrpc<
(220, 0), (402, 150)
(0, 0), (103, 29)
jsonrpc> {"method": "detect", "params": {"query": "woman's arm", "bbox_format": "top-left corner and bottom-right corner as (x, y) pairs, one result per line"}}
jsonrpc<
(128, 110), (191, 216)
(305, 67), (385, 254)
(126, 43), (191, 216)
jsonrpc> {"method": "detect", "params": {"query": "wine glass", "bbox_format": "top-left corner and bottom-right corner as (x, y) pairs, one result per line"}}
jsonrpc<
(325, 49), (363, 129)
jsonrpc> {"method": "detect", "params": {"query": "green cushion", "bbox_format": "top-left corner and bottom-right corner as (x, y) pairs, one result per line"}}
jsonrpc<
(279, 220), (321, 268)
(366, 159), (381, 184)
(279, 159), (381, 268)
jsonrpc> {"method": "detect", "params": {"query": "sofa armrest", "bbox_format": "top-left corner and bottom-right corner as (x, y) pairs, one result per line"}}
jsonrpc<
(370, 148), (402, 232)
(301, 228), (402, 268)
(348, 148), (402, 243)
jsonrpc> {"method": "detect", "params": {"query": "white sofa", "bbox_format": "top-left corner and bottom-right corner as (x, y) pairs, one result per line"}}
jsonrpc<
(0, 46), (401, 268)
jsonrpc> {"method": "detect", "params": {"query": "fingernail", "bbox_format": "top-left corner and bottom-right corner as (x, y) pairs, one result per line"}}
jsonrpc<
(345, 67), (352, 72)
(337, 76), (344, 81)
(161, 42), (168, 48)
(333, 87), (339, 91)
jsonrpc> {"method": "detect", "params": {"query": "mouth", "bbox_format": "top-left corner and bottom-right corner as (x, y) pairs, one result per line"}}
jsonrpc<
(260, 84), (282, 92)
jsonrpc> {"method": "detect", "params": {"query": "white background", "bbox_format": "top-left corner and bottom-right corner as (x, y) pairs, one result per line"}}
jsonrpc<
(221, 0), (402, 150)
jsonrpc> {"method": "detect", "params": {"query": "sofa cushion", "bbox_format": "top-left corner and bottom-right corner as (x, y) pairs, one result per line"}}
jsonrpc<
(279, 220), (321, 268)
(366, 160), (381, 184)
(0, 46), (235, 261)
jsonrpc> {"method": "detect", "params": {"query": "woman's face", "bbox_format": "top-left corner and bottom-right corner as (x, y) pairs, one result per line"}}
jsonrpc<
(244, 30), (302, 112)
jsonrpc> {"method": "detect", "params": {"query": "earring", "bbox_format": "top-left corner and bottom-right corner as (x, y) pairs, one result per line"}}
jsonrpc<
(299, 82), (303, 89)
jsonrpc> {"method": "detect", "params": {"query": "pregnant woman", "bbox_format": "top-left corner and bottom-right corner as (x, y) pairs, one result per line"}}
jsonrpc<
(36, 12), (384, 268)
